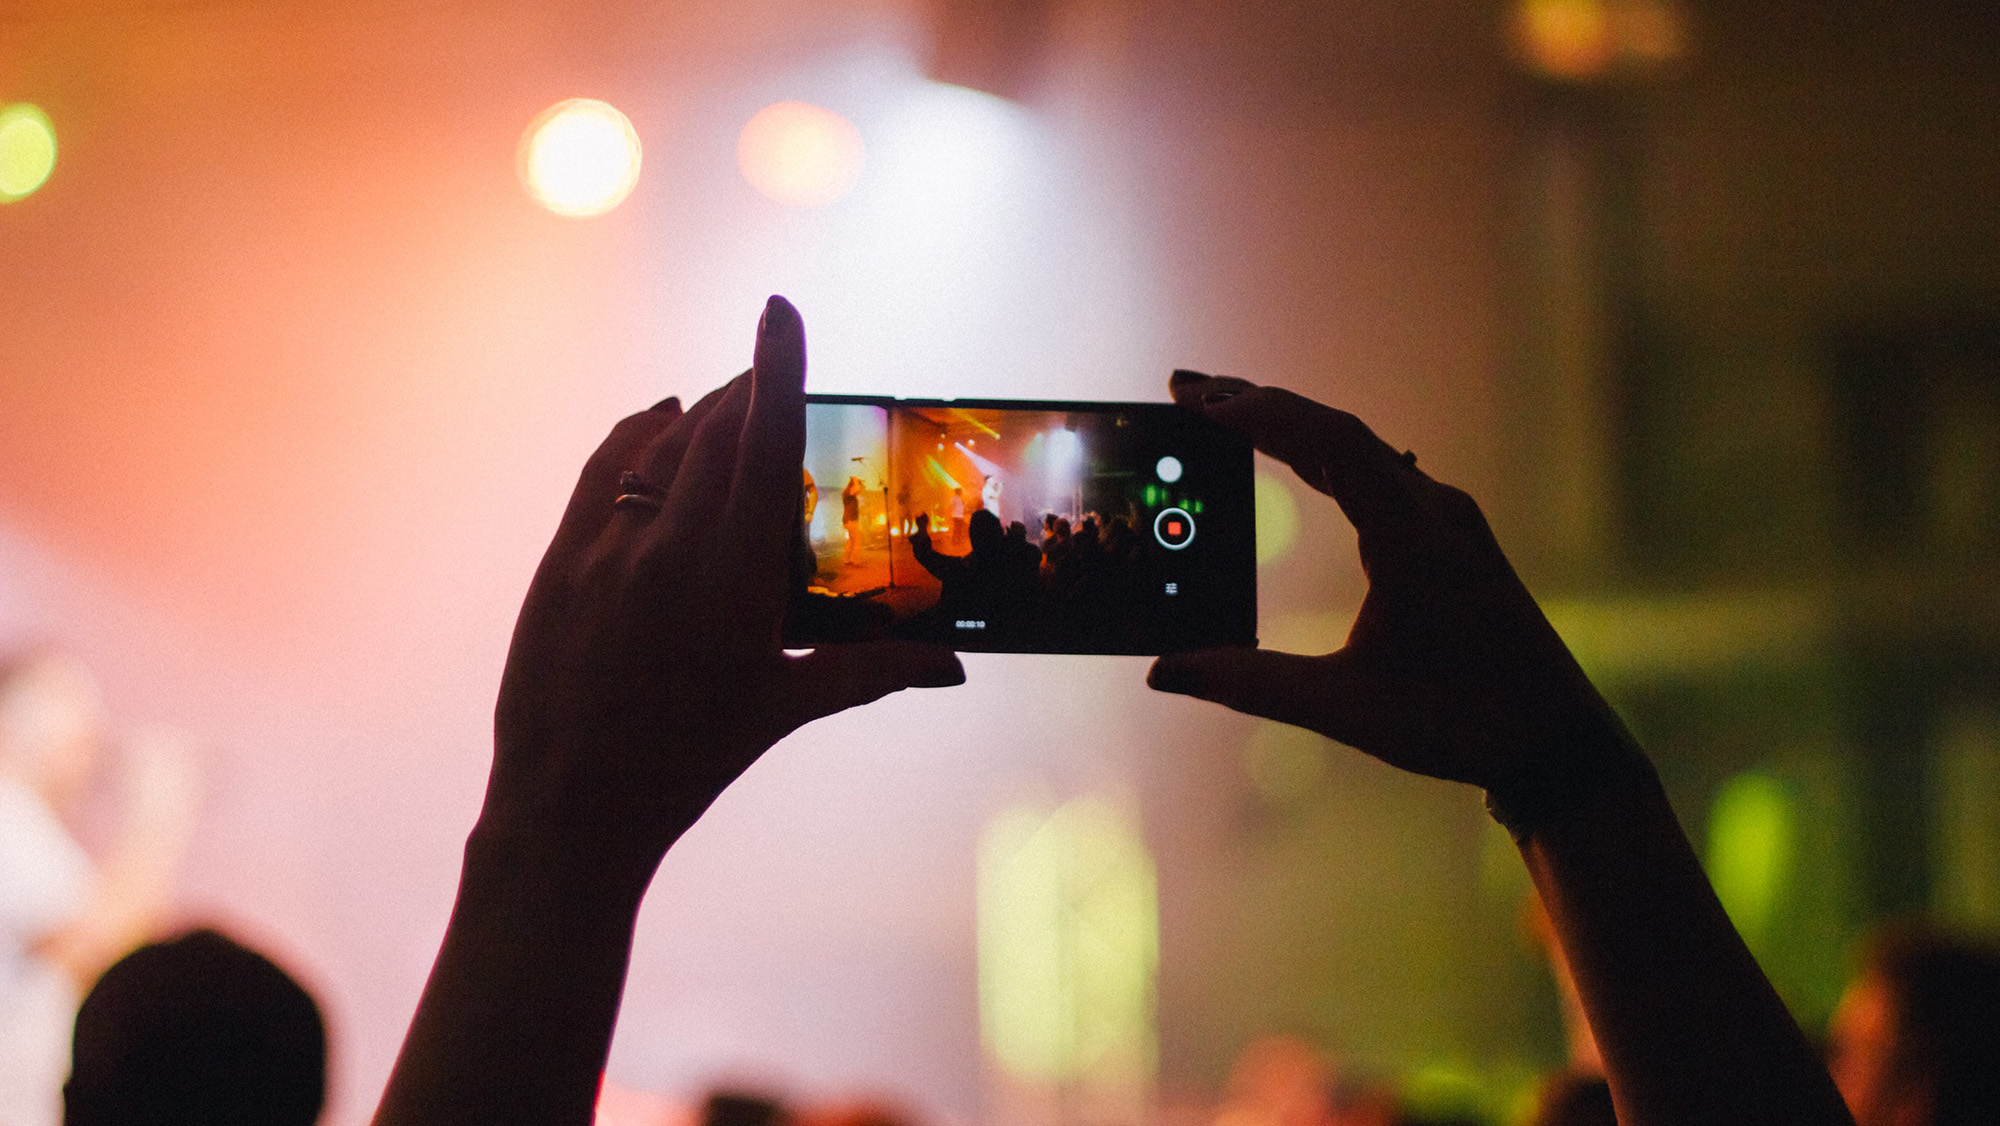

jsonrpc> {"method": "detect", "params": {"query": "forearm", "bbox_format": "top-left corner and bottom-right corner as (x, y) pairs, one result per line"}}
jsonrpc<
(374, 813), (660, 1126)
(1516, 725), (1851, 1126)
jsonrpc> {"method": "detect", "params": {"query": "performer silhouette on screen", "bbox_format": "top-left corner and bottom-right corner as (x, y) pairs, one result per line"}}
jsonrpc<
(949, 488), (968, 550)
(841, 477), (864, 566)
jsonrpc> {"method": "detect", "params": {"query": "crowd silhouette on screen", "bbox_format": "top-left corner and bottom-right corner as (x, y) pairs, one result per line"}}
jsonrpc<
(16, 299), (2000, 1126)
(898, 504), (1158, 646)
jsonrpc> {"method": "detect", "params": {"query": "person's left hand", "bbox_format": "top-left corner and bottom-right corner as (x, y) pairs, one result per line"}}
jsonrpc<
(484, 296), (964, 871)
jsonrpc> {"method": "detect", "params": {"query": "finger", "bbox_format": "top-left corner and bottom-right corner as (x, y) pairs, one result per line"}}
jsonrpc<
(545, 399), (681, 564)
(1147, 646), (1384, 749)
(1166, 370), (1412, 537)
(660, 373), (753, 524)
(1169, 368), (1253, 406)
(729, 295), (809, 562)
(779, 642), (966, 727)
(629, 375), (746, 507)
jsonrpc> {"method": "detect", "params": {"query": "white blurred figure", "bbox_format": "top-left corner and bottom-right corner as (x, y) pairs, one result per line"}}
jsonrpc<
(0, 652), (198, 1126)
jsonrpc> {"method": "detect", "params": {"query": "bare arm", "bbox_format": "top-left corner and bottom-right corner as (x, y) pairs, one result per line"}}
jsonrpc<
(908, 517), (961, 582)
(373, 298), (964, 1126)
(1148, 371), (1851, 1126)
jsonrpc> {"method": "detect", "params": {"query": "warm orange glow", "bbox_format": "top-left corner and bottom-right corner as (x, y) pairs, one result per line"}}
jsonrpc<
(737, 100), (864, 208)
(1513, 0), (1615, 79)
(1512, 0), (1687, 79)
(518, 98), (642, 218)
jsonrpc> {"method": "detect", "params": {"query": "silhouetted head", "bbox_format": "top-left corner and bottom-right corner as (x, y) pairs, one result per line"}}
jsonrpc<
(1006, 521), (1028, 543)
(968, 509), (1004, 553)
(1055, 518), (1071, 539)
(1831, 923), (2000, 1126)
(1043, 513), (1057, 532)
(701, 1090), (792, 1126)
(66, 928), (326, 1126)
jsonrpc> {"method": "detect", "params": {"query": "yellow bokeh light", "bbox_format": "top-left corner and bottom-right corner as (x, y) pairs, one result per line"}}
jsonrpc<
(519, 98), (642, 218)
(978, 798), (1157, 1084)
(1255, 469), (1300, 566)
(0, 104), (57, 203)
(737, 101), (864, 209)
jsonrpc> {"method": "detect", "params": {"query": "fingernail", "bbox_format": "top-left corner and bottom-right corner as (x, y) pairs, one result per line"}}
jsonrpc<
(651, 396), (680, 412)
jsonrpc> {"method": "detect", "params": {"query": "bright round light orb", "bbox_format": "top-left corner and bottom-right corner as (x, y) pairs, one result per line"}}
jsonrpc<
(1154, 455), (1183, 483)
(519, 98), (642, 218)
(0, 104), (57, 203)
(737, 100), (864, 208)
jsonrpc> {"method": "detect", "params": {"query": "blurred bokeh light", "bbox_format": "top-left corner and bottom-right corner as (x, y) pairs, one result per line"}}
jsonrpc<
(1510, 0), (1686, 79)
(737, 100), (865, 208)
(0, 104), (56, 202)
(518, 98), (641, 218)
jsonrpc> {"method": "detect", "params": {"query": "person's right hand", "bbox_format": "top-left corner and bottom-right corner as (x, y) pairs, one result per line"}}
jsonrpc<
(1147, 371), (1634, 794)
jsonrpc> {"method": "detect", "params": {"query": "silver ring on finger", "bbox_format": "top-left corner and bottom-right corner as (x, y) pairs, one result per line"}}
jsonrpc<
(613, 470), (665, 514)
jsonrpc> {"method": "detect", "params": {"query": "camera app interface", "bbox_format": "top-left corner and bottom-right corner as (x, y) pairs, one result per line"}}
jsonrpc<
(786, 397), (1256, 654)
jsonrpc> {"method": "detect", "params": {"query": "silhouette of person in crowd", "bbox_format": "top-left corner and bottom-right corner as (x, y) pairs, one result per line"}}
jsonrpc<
(65, 928), (325, 1126)
(906, 509), (1030, 638)
(1829, 923), (2000, 1126)
(700, 1090), (792, 1126)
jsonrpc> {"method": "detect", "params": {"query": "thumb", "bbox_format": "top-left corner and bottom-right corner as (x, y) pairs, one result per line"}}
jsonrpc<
(782, 641), (967, 726)
(1148, 647), (1376, 744)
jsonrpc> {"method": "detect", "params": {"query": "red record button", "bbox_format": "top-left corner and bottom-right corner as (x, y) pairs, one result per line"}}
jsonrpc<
(1154, 507), (1195, 550)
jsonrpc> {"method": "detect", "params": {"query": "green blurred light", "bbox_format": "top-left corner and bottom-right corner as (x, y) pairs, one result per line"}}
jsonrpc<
(978, 798), (1158, 1083)
(0, 104), (56, 202)
(1706, 771), (1794, 946)
(1400, 1062), (1489, 1123)
(1255, 470), (1298, 566)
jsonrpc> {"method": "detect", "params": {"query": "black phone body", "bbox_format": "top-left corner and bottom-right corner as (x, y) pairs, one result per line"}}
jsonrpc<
(785, 394), (1257, 655)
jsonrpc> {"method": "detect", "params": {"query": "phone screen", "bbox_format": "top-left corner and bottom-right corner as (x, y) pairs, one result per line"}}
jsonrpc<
(785, 394), (1257, 654)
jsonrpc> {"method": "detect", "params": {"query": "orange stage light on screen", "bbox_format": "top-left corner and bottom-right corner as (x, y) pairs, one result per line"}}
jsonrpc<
(737, 101), (864, 209)
(1511, 0), (1686, 80)
(519, 98), (642, 218)
(0, 104), (57, 202)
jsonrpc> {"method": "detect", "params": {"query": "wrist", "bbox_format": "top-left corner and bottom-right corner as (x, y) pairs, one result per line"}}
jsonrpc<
(460, 802), (666, 919)
(1484, 704), (1658, 844)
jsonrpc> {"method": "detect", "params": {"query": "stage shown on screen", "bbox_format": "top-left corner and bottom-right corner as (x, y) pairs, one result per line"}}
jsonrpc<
(786, 396), (1256, 654)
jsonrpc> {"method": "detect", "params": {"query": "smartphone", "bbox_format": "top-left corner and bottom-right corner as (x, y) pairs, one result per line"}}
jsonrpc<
(784, 394), (1257, 654)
